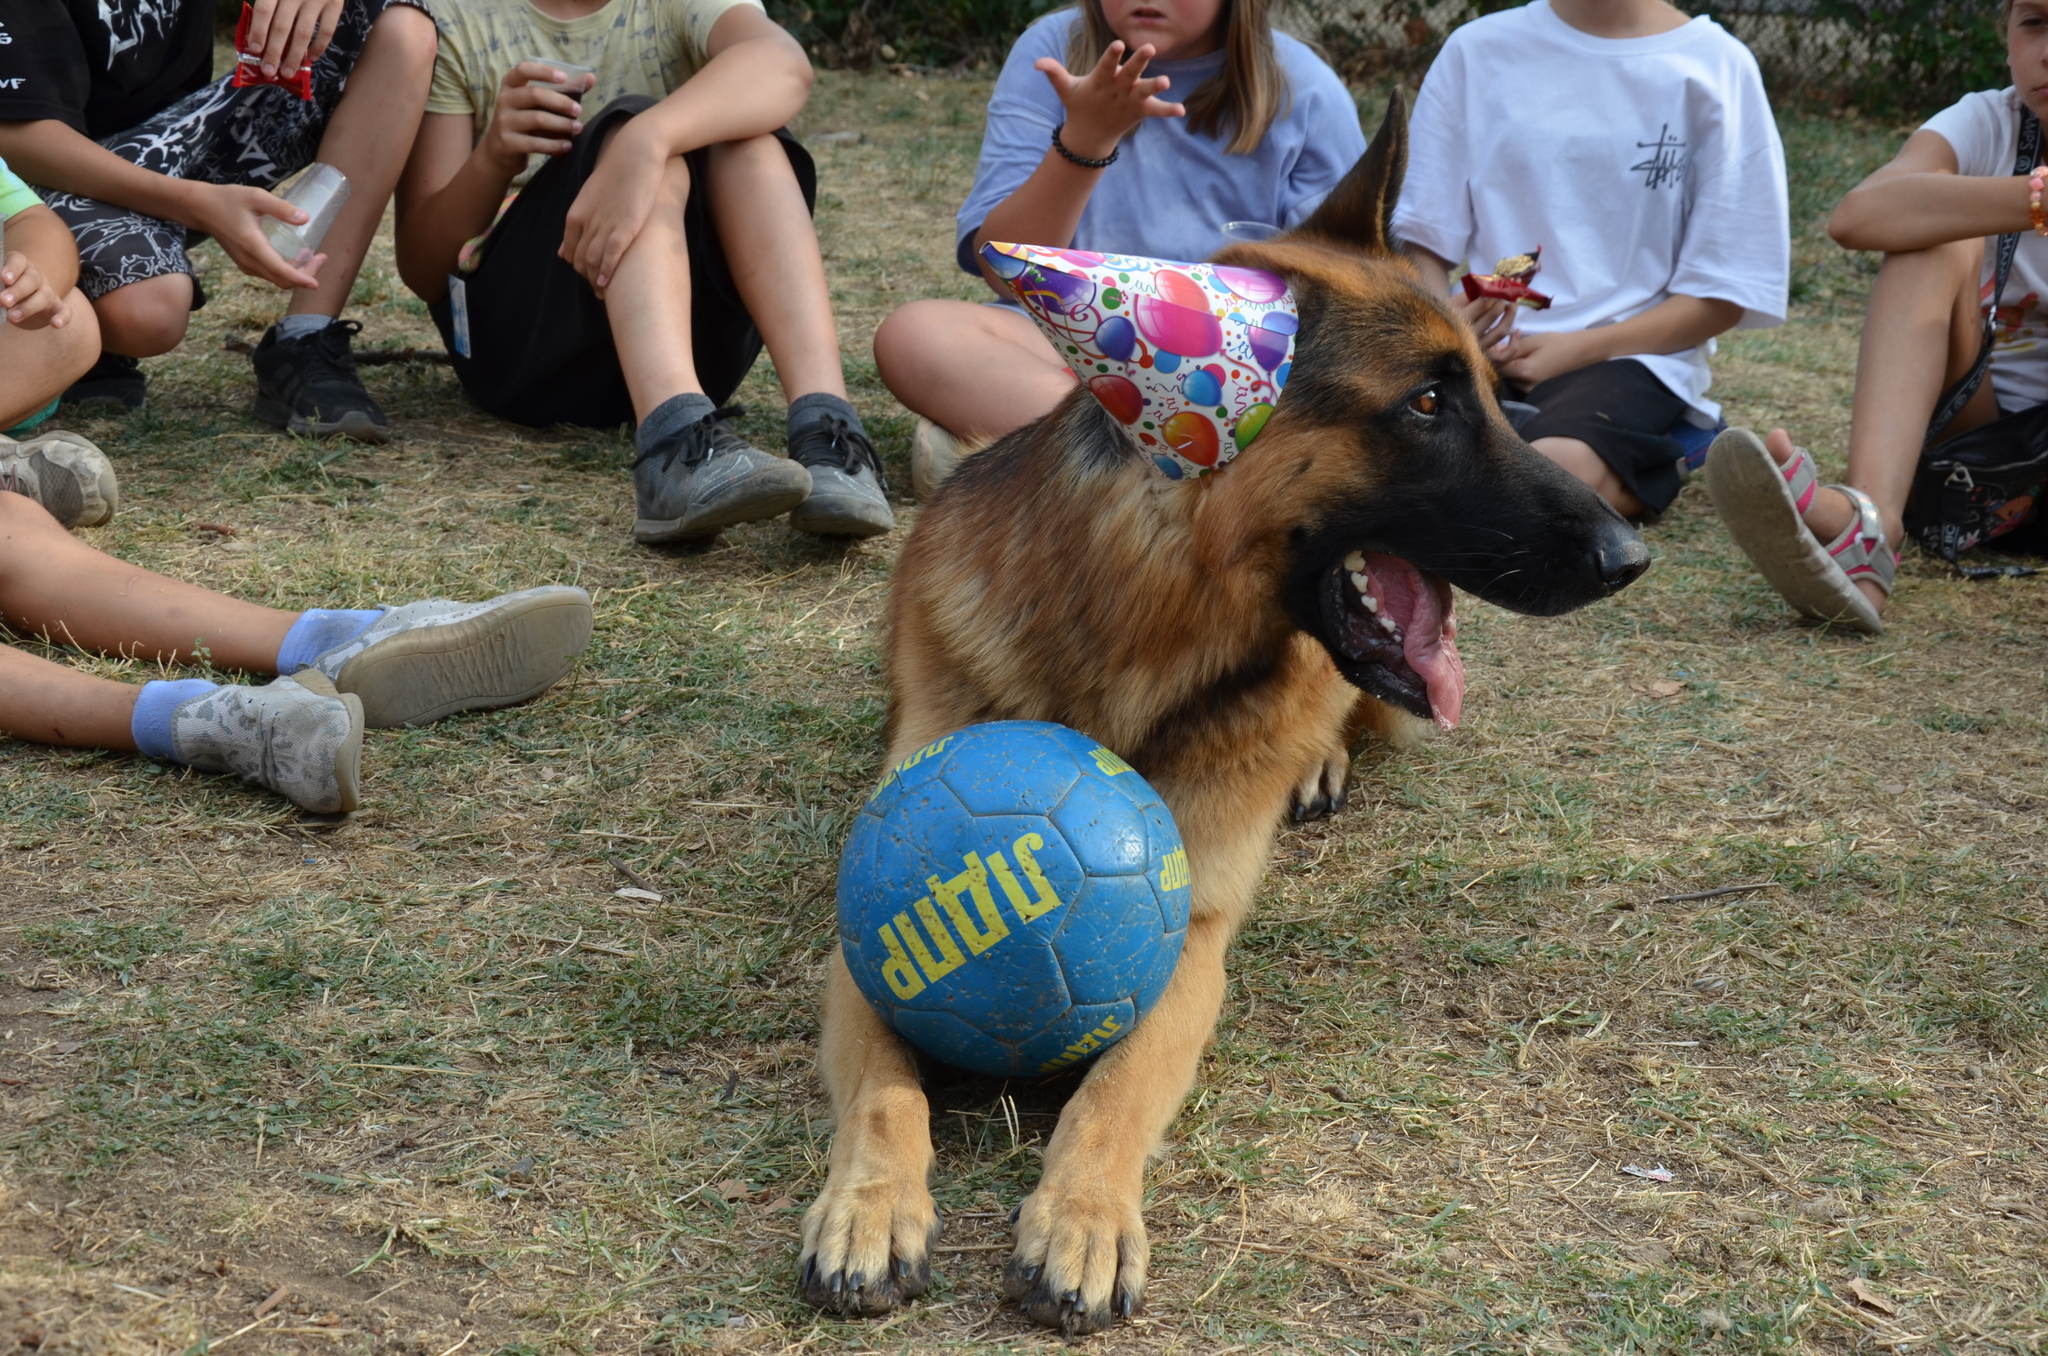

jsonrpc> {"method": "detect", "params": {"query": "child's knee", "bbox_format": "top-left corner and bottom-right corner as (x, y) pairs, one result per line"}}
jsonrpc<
(56, 288), (102, 384)
(875, 300), (966, 376)
(93, 274), (192, 357)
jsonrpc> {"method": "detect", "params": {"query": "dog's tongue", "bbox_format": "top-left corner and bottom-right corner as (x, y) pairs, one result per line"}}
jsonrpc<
(1364, 553), (1467, 730)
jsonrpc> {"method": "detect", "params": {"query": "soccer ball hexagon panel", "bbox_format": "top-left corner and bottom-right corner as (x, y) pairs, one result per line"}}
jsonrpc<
(838, 721), (1192, 1077)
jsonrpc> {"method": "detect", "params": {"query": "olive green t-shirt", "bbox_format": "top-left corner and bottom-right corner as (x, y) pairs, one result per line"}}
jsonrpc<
(428, 0), (765, 180)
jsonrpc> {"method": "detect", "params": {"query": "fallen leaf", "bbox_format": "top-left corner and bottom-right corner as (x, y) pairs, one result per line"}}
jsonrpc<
(1649, 680), (1687, 698)
(764, 1195), (796, 1211)
(716, 1179), (754, 1202)
(1619, 1240), (1672, 1266)
(615, 887), (663, 903)
(1844, 1277), (1895, 1314)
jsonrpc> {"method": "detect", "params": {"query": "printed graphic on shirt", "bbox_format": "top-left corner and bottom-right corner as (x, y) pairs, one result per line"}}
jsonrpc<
(1632, 124), (1687, 189)
(1983, 277), (2044, 358)
(101, 0), (185, 68)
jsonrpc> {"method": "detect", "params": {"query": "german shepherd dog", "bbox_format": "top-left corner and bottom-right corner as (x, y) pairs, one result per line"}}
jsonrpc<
(800, 95), (1649, 1335)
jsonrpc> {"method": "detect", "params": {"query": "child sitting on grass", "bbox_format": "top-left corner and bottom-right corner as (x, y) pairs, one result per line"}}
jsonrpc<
(873, 0), (1368, 495)
(1393, 0), (1789, 522)
(395, 0), (889, 546)
(0, 484), (593, 814)
(0, 0), (438, 441)
(1, 155), (101, 446)
(1706, 0), (2048, 634)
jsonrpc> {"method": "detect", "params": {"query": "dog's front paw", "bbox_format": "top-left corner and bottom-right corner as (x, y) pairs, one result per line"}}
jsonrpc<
(1003, 1179), (1147, 1336)
(1290, 744), (1351, 822)
(799, 1176), (941, 1317)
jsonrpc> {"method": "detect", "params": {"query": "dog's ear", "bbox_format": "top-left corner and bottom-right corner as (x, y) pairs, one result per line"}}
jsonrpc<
(1293, 90), (1408, 255)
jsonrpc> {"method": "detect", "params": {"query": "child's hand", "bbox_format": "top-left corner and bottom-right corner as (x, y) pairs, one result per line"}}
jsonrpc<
(1034, 40), (1186, 161)
(483, 62), (593, 173)
(241, 0), (347, 79)
(187, 184), (327, 291)
(1493, 328), (1607, 391)
(559, 122), (665, 297)
(1449, 291), (1515, 354)
(0, 250), (70, 330)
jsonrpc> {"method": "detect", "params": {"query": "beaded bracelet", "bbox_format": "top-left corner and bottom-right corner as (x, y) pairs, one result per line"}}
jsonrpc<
(1051, 123), (1118, 170)
(2031, 165), (2047, 237)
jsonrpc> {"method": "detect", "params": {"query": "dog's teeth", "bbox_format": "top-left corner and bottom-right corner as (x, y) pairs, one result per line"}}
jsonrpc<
(1378, 614), (1398, 633)
(1362, 594), (1379, 613)
(1349, 570), (1371, 593)
(1343, 551), (1365, 573)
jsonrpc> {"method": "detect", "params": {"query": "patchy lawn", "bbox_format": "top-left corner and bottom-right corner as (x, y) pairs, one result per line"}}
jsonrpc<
(1, 72), (2044, 1356)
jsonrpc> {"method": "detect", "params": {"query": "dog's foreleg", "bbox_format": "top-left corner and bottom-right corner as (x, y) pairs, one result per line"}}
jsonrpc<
(1002, 906), (1233, 1336)
(799, 946), (941, 1316)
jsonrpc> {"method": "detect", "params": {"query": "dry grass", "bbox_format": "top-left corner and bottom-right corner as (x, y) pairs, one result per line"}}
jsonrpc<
(2, 73), (2045, 1356)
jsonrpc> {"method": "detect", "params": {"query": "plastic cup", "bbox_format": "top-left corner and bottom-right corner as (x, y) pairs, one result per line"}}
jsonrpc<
(1221, 220), (1283, 246)
(523, 57), (595, 93)
(262, 162), (351, 265)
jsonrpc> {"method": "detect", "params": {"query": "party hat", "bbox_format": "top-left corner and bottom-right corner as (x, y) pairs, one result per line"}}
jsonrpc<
(981, 242), (1298, 479)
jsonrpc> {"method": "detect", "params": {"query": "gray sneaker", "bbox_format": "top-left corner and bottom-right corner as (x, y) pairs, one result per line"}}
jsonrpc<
(304, 585), (595, 728)
(632, 405), (811, 544)
(169, 670), (364, 814)
(0, 430), (119, 527)
(788, 416), (894, 538)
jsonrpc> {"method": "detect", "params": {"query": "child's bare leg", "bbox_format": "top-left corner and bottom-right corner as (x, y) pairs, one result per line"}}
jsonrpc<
(0, 288), (100, 427)
(873, 300), (1076, 440)
(1528, 436), (1646, 517)
(0, 491), (295, 670)
(703, 134), (845, 400)
(601, 148), (703, 421)
(0, 644), (140, 748)
(1763, 236), (1989, 611)
(287, 4), (437, 320)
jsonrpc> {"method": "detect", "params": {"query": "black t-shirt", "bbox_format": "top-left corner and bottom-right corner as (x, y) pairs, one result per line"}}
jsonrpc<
(0, 0), (217, 140)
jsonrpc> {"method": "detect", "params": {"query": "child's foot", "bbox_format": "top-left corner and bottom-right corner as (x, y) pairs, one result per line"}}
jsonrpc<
(170, 671), (364, 814)
(1703, 427), (1895, 634)
(304, 585), (595, 728)
(788, 416), (893, 538)
(0, 430), (119, 527)
(62, 354), (146, 411)
(253, 320), (391, 445)
(632, 408), (811, 545)
(1759, 429), (1894, 613)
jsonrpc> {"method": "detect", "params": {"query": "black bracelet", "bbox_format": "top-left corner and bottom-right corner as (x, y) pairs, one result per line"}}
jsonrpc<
(1051, 123), (1118, 169)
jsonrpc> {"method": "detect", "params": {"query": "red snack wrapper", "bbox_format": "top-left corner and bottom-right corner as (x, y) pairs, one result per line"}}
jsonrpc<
(1460, 247), (1552, 310)
(231, 3), (315, 100)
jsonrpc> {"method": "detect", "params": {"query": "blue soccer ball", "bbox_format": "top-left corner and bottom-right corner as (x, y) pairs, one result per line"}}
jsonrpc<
(838, 721), (1192, 1077)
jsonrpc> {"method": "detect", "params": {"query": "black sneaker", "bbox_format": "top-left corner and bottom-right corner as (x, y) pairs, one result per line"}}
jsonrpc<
(787, 415), (894, 538)
(631, 404), (812, 545)
(63, 353), (146, 411)
(252, 320), (389, 444)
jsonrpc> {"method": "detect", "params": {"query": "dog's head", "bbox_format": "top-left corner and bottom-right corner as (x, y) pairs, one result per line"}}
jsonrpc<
(1194, 92), (1648, 728)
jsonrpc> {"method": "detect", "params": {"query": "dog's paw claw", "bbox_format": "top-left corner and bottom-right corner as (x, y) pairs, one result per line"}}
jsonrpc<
(1003, 1183), (1147, 1335)
(798, 1182), (940, 1318)
(1289, 745), (1352, 823)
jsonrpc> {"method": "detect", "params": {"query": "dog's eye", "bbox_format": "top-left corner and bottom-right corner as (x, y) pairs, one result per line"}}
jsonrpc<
(1409, 388), (1441, 417)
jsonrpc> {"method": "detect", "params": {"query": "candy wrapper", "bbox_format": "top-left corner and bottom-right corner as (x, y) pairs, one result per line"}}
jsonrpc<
(1460, 247), (1551, 310)
(981, 241), (1298, 479)
(231, 3), (316, 100)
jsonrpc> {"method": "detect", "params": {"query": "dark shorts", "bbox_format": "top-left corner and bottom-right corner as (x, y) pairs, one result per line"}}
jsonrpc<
(35, 0), (422, 305)
(1519, 358), (1694, 514)
(428, 96), (818, 429)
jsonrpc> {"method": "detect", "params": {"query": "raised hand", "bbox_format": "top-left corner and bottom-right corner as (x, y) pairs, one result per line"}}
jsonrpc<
(240, 0), (347, 79)
(1032, 41), (1186, 162)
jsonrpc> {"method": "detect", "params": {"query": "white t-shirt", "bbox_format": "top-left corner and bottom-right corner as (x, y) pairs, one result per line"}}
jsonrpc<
(1392, 0), (1789, 424)
(1919, 87), (2048, 414)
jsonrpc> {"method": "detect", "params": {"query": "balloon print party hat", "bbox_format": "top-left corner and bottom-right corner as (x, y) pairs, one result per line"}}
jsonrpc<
(981, 242), (1298, 479)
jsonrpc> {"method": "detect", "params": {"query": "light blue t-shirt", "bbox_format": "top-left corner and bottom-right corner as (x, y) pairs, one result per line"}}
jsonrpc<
(954, 11), (1368, 275)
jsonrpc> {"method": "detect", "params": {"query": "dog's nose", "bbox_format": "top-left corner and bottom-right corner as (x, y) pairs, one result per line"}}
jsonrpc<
(1591, 520), (1650, 594)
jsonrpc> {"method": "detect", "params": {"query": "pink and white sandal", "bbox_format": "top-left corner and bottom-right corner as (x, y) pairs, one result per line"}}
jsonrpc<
(1704, 427), (1896, 635)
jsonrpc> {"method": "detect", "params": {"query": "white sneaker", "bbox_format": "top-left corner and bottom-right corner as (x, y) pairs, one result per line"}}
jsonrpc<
(305, 585), (594, 728)
(911, 417), (967, 501)
(0, 430), (118, 527)
(170, 671), (363, 814)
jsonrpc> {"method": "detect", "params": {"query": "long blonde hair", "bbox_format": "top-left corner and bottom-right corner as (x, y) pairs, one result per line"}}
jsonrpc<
(1063, 0), (1290, 155)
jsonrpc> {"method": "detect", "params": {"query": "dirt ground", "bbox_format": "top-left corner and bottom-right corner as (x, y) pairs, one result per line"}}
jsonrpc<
(1, 70), (2044, 1356)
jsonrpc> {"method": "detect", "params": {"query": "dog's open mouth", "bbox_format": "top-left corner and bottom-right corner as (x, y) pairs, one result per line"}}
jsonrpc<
(1320, 552), (1467, 729)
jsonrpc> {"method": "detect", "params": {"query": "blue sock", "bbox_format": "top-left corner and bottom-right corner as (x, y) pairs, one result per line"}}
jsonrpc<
(276, 314), (334, 341)
(276, 608), (383, 673)
(132, 678), (218, 761)
(635, 392), (718, 459)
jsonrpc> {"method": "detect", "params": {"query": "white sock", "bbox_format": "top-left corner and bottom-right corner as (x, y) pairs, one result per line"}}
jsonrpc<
(277, 315), (335, 340)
